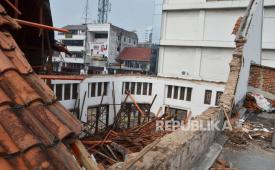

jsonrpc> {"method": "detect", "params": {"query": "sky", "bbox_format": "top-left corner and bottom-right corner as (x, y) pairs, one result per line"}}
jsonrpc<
(49, 0), (155, 41)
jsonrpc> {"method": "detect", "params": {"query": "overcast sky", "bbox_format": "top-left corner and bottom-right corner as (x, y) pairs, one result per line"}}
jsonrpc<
(49, 0), (155, 41)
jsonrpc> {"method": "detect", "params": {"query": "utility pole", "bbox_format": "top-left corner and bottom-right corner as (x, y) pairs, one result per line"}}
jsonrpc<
(97, 0), (111, 24)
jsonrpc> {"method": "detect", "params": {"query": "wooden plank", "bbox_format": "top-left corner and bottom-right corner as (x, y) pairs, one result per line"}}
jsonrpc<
(106, 145), (119, 161)
(126, 90), (146, 117)
(82, 140), (112, 145)
(4, 0), (22, 15)
(71, 140), (99, 170)
(222, 109), (233, 131)
(14, 19), (69, 33)
(38, 74), (85, 80)
(92, 150), (117, 164)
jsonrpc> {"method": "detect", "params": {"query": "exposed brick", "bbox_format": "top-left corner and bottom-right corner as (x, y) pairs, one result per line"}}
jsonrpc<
(248, 64), (275, 95)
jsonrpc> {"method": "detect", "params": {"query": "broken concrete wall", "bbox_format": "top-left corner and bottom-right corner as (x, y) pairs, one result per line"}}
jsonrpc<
(248, 64), (275, 98)
(234, 0), (264, 103)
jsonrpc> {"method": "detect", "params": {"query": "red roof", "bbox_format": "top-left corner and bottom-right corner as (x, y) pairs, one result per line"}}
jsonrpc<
(119, 47), (151, 62)
(0, 4), (82, 170)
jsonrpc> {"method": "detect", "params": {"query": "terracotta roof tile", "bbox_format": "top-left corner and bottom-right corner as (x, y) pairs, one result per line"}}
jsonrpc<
(0, 4), (82, 170)
(0, 71), (41, 105)
(119, 47), (152, 62)
(0, 6), (20, 29)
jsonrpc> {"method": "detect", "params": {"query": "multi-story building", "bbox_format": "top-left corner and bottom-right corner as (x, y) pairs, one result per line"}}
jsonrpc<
(156, 0), (275, 73)
(54, 24), (138, 74)
(86, 24), (138, 73)
(144, 27), (153, 43)
(54, 25), (86, 73)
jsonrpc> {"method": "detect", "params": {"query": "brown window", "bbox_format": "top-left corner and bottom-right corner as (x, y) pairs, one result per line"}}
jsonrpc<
(143, 83), (148, 95)
(173, 86), (179, 99)
(149, 83), (152, 95)
(91, 83), (96, 97)
(204, 90), (212, 105)
(137, 82), (142, 95)
(72, 84), (78, 99)
(56, 84), (63, 100)
(98, 82), (102, 96)
(180, 87), (185, 100)
(64, 84), (71, 100)
(215, 91), (223, 106)
(125, 82), (130, 94)
(103, 82), (108, 96)
(186, 88), (192, 101)
(131, 82), (136, 94)
(167, 85), (172, 98)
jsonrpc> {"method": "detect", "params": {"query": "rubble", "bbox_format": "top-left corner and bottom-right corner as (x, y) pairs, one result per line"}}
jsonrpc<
(244, 93), (274, 113)
(211, 159), (233, 170)
(225, 93), (275, 148)
(81, 113), (172, 168)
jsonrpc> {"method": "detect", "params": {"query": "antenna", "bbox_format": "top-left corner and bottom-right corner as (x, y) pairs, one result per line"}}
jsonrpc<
(83, 0), (90, 67)
(97, 0), (111, 24)
(84, 0), (89, 24)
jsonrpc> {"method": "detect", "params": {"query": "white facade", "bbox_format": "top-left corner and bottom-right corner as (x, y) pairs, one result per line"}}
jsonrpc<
(54, 24), (138, 73)
(51, 75), (225, 123)
(87, 24), (138, 68)
(55, 26), (86, 64)
(157, 0), (275, 81)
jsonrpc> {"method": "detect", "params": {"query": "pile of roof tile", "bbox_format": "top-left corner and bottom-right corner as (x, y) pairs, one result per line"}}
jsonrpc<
(243, 93), (262, 113)
(0, 4), (82, 170)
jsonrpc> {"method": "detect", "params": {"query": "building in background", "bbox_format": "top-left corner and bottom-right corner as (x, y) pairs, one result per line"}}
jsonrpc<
(54, 23), (138, 74)
(54, 25), (86, 73)
(115, 47), (152, 74)
(155, 0), (275, 70)
(86, 23), (138, 74)
(144, 27), (153, 43)
(152, 0), (164, 44)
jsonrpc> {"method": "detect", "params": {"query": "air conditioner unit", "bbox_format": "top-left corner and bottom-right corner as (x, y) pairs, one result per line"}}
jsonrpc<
(181, 70), (189, 76)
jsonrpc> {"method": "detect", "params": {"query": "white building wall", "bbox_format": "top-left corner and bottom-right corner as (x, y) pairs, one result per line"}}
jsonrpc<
(152, 0), (164, 44)
(51, 75), (225, 123)
(235, 0), (264, 103)
(157, 0), (275, 80)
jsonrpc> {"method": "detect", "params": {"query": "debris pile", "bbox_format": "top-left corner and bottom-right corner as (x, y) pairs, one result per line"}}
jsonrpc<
(81, 114), (172, 168)
(244, 93), (274, 113)
(211, 159), (235, 170)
